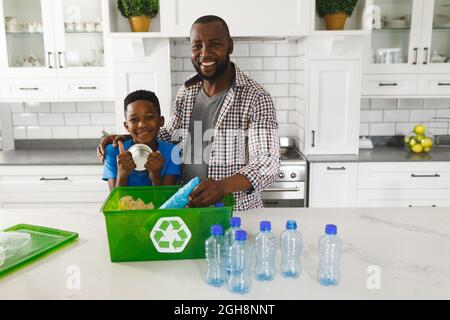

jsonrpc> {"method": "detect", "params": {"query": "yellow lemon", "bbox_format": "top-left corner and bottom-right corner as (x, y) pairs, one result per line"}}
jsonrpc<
(413, 124), (426, 135)
(423, 147), (431, 152)
(409, 138), (417, 146)
(421, 137), (433, 148)
(411, 144), (423, 153)
(415, 134), (425, 142)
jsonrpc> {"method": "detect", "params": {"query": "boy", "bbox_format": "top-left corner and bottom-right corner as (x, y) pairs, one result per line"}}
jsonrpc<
(102, 90), (180, 191)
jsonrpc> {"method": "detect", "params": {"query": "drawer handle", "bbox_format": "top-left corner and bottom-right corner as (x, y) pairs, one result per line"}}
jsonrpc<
(19, 87), (39, 91)
(78, 86), (97, 90)
(412, 47), (418, 65)
(410, 173), (440, 178)
(379, 83), (398, 86)
(327, 166), (346, 171)
(311, 130), (315, 147)
(265, 187), (299, 192)
(423, 47), (429, 65)
(58, 51), (64, 68)
(40, 177), (69, 181)
(438, 83), (450, 86)
(409, 205), (437, 207)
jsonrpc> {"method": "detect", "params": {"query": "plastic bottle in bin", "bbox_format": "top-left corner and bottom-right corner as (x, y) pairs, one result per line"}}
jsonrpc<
(254, 221), (276, 281)
(317, 224), (342, 286)
(159, 177), (200, 209)
(204, 224), (227, 287)
(280, 220), (302, 278)
(228, 230), (252, 294)
(224, 217), (242, 275)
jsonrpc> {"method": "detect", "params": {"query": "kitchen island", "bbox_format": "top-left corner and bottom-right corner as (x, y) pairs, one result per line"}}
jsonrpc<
(0, 207), (449, 300)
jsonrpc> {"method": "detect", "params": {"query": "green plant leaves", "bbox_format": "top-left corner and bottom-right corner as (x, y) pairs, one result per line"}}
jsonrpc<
(117, 0), (159, 18)
(316, 0), (358, 17)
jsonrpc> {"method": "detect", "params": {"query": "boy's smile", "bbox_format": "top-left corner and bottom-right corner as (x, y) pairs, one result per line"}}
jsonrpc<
(124, 100), (164, 149)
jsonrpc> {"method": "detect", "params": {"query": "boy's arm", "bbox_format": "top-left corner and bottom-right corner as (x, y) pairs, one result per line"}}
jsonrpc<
(162, 175), (178, 186)
(107, 179), (116, 192)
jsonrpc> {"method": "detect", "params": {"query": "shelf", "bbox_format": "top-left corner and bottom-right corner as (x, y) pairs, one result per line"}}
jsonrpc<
(373, 28), (411, 31)
(65, 31), (103, 34)
(107, 32), (168, 38)
(6, 32), (43, 36)
(311, 30), (370, 36)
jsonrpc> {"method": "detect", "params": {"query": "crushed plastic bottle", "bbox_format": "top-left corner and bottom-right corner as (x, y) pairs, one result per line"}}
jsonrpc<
(0, 246), (5, 266)
(0, 231), (31, 259)
(159, 177), (201, 209)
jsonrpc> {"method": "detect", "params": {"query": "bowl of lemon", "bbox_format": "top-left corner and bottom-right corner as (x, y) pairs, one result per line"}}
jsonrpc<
(404, 124), (433, 153)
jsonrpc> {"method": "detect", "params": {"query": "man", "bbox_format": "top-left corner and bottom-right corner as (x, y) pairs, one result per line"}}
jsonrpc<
(98, 15), (280, 210)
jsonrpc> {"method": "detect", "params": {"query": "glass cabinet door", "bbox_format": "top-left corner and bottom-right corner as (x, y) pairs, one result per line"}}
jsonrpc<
(427, 0), (450, 66)
(2, 0), (51, 69)
(54, 0), (105, 69)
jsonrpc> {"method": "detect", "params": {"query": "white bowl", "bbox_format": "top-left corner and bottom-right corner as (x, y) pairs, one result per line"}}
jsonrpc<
(128, 144), (152, 171)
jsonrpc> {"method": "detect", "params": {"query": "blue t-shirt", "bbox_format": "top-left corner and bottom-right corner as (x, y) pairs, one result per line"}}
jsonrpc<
(102, 139), (181, 186)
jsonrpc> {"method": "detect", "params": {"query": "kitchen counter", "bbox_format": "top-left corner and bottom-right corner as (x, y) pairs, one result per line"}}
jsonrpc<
(0, 149), (100, 165)
(1, 207), (449, 300)
(306, 146), (450, 163)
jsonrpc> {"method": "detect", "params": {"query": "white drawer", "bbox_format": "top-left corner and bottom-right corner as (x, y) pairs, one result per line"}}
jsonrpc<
(418, 75), (450, 96)
(0, 78), (58, 101)
(358, 162), (450, 189)
(362, 74), (418, 96)
(57, 77), (114, 100)
(357, 189), (450, 207)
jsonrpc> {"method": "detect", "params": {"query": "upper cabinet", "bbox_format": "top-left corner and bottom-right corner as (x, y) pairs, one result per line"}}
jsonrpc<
(0, 0), (114, 101)
(363, 0), (450, 97)
(160, 0), (311, 37)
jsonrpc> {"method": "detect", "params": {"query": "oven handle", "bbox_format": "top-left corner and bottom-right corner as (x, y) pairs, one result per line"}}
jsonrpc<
(264, 187), (299, 192)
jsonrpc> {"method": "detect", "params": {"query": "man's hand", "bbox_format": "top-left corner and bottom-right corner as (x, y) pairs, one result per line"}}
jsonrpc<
(145, 151), (164, 185)
(187, 178), (227, 207)
(116, 141), (135, 181)
(97, 134), (129, 162)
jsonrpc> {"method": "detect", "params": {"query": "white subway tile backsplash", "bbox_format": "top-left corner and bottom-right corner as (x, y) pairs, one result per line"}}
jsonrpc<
(51, 102), (76, 113)
(263, 84), (289, 97)
(410, 109), (436, 122)
(289, 57), (304, 70)
(361, 98), (371, 110)
(12, 113), (38, 126)
(53, 126), (78, 139)
(27, 126), (53, 139)
(360, 110), (383, 123)
(174, 43), (190, 57)
(102, 101), (115, 113)
(371, 98), (397, 110)
(288, 111), (301, 125)
(250, 43), (276, 56)
(24, 102), (50, 113)
(276, 111), (288, 124)
(232, 42), (250, 57)
(183, 58), (195, 71)
(275, 71), (292, 84)
(370, 123), (395, 135)
(10, 103), (24, 113)
(289, 84), (304, 98)
(103, 125), (116, 135)
(424, 98), (450, 109)
(65, 113), (90, 125)
(296, 71), (305, 85)
(78, 126), (104, 138)
(171, 58), (183, 72)
(359, 123), (369, 136)
(235, 57), (263, 70)
(436, 109), (450, 119)
(90, 113), (115, 125)
(275, 98), (293, 111)
(278, 124), (297, 137)
(395, 123), (416, 135)
(276, 43), (290, 57)
(384, 110), (410, 122)
(398, 98), (424, 109)
(77, 101), (103, 113)
(38, 113), (64, 126)
(248, 71), (275, 84)
(13, 126), (27, 139)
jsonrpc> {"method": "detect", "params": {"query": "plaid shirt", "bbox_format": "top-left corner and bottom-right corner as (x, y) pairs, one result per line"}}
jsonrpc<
(158, 63), (280, 210)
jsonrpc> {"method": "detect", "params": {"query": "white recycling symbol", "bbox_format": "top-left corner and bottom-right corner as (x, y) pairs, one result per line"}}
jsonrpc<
(150, 217), (192, 253)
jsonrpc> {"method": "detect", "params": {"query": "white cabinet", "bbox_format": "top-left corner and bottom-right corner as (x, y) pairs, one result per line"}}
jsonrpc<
(161, 0), (310, 37)
(309, 162), (358, 208)
(306, 59), (361, 155)
(0, 165), (109, 208)
(0, 0), (114, 101)
(363, 0), (450, 97)
(357, 162), (450, 207)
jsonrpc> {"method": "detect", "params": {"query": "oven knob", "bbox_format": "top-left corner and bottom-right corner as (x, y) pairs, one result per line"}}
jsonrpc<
(291, 173), (297, 179)
(279, 172), (285, 179)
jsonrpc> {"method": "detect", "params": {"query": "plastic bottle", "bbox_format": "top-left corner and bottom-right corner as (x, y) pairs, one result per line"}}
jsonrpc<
(280, 220), (302, 278)
(254, 221), (276, 281)
(0, 231), (31, 258)
(204, 224), (227, 287)
(159, 177), (200, 209)
(228, 230), (252, 294)
(224, 217), (242, 275)
(317, 224), (343, 286)
(0, 246), (5, 267)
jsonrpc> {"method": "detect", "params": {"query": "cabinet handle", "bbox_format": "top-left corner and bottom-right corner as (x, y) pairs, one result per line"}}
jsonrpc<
(379, 83), (398, 86)
(438, 83), (450, 86)
(57, 51), (64, 68)
(40, 177), (69, 181)
(412, 47), (418, 65)
(326, 166), (346, 171)
(47, 52), (53, 69)
(410, 173), (440, 178)
(423, 47), (429, 65)
(409, 204), (437, 207)
(78, 86), (97, 90)
(19, 87), (39, 91)
(311, 130), (315, 147)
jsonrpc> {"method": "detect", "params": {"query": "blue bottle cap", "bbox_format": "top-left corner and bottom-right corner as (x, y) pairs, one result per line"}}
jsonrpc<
(325, 224), (337, 235)
(214, 202), (225, 207)
(211, 224), (223, 236)
(235, 230), (247, 241)
(230, 217), (241, 227)
(286, 220), (297, 230)
(260, 221), (271, 231)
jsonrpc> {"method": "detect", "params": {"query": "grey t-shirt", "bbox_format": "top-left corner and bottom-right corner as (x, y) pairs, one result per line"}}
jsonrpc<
(182, 87), (229, 183)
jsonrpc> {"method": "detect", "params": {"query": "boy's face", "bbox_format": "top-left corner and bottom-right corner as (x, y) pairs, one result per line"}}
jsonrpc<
(124, 100), (164, 145)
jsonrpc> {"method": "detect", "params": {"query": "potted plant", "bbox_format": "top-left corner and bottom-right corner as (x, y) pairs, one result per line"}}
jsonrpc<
(316, 0), (358, 30)
(118, 0), (159, 32)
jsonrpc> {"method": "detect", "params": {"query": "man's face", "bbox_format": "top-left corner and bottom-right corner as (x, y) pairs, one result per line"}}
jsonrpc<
(124, 100), (164, 145)
(190, 21), (233, 81)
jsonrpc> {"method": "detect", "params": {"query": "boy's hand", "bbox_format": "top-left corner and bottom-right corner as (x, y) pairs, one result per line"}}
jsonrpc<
(117, 141), (135, 178)
(97, 134), (130, 162)
(145, 151), (164, 178)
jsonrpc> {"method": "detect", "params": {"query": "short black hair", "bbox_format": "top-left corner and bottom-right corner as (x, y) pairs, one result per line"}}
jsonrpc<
(191, 15), (231, 39)
(124, 90), (160, 116)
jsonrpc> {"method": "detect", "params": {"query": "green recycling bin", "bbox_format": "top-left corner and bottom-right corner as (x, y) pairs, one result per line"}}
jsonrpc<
(101, 186), (234, 262)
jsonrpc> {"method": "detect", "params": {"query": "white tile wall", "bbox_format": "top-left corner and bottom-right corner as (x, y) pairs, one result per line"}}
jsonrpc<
(360, 98), (450, 136)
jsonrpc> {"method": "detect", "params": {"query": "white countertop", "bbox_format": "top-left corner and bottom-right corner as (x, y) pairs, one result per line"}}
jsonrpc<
(0, 207), (449, 300)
